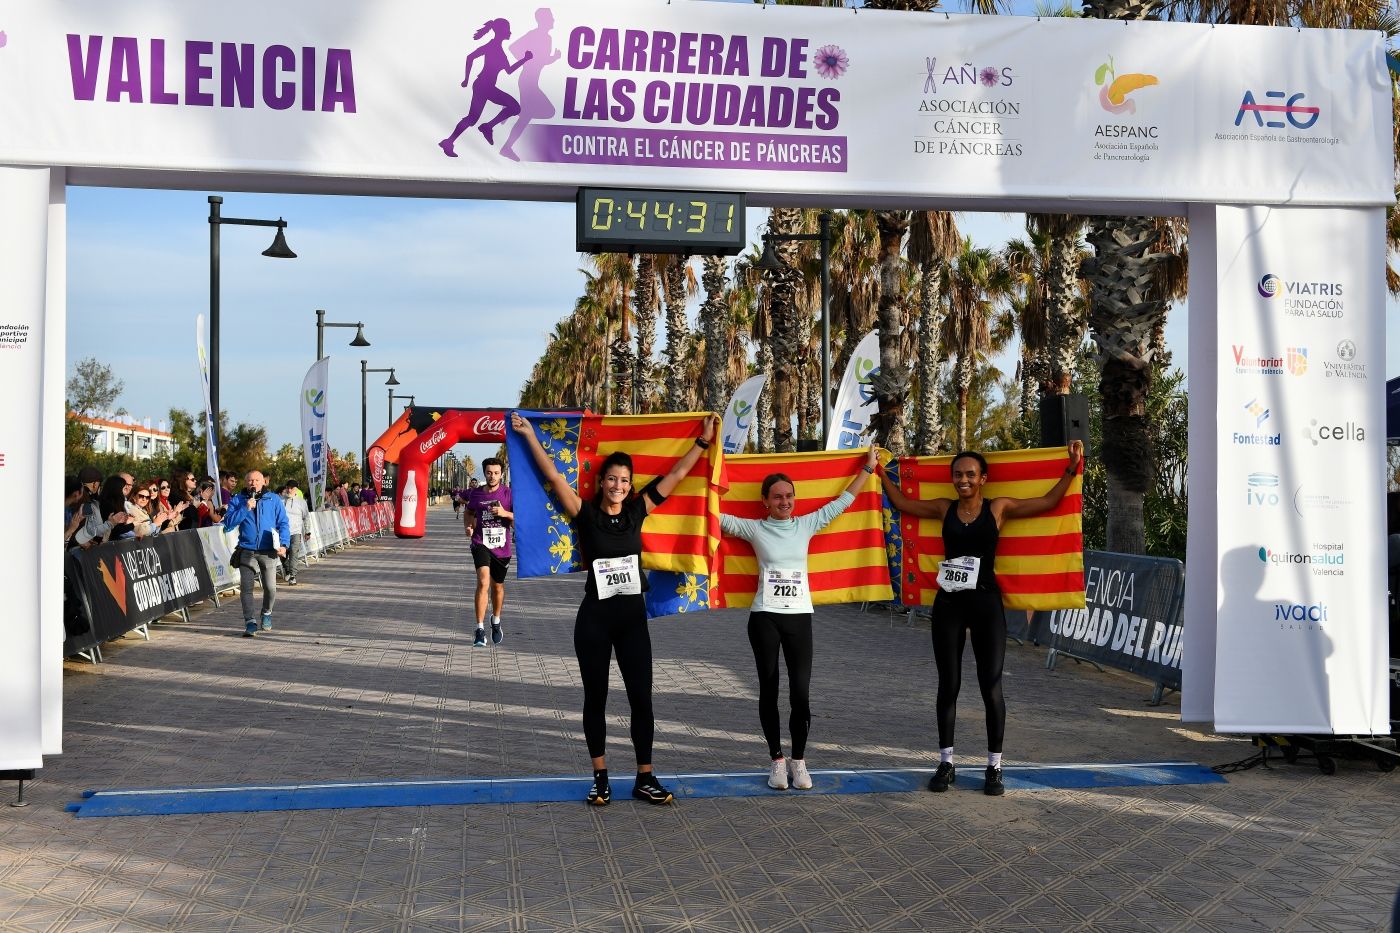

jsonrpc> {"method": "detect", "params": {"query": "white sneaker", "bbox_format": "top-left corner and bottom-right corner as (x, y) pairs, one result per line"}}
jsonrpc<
(767, 758), (789, 790)
(790, 759), (813, 790)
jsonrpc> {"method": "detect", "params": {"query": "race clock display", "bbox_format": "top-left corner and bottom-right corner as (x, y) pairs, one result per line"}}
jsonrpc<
(576, 188), (746, 256)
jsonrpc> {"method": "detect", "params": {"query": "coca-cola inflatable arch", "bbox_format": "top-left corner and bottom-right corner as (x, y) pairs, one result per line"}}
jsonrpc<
(367, 407), (506, 538)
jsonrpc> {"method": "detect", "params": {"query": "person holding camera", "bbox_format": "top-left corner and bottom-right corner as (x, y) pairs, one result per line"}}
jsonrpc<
(222, 470), (290, 638)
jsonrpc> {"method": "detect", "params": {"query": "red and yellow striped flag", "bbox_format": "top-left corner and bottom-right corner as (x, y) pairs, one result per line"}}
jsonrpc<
(576, 413), (725, 577)
(713, 450), (893, 609)
(896, 448), (1085, 611)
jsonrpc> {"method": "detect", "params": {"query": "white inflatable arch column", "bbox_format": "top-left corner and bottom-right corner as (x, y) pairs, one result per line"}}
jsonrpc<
(0, 166), (65, 771)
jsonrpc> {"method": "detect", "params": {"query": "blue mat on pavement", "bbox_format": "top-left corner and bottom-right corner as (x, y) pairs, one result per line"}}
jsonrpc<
(69, 762), (1224, 817)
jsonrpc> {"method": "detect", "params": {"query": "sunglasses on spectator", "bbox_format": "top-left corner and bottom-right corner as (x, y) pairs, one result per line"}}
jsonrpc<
(135, 492), (150, 501)
(160, 485), (170, 490)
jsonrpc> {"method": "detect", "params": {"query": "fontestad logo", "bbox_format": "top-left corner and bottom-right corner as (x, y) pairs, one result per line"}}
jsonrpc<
(1232, 398), (1279, 446)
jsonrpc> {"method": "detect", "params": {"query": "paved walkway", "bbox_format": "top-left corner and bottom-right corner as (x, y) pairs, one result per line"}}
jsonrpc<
(1, 507), (1396, 931)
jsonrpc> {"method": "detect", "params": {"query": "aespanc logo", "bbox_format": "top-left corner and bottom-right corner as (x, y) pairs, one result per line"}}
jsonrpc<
(1257, 274), (1281, 298)
(1093, 55), (1158, 115)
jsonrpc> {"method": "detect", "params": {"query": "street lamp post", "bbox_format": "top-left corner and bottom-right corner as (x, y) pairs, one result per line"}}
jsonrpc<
(756, 212), (832, 448)
(389, 391), (415, 425)
(315, 309), (370, 360)
(207, 195), (296, 452)
(361, 361), (399, 487)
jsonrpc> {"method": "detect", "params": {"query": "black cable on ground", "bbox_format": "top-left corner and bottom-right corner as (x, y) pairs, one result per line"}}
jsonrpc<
(1212, 749), (1269, 774)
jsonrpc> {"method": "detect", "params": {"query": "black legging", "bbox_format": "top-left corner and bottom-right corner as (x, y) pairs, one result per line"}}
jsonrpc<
(574, 594), (655, 764)
(747, 611), (814, 760)
(930, 588), (1007, 753)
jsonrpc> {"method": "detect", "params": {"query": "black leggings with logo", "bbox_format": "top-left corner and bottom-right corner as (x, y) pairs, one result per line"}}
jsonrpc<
(574, 594), (655, 765)
(930, 588), (1007, 753)
(747, 611), (814, 760)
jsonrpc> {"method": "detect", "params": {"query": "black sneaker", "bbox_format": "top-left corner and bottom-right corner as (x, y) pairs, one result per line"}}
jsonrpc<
(928, 762), (956, 792)
(984, 766), (1005, 796)
(632, 780), (674, 805)
(586, 780), (611, 806)
(491, 621), (503, 645)
(472, 628), (487, 648)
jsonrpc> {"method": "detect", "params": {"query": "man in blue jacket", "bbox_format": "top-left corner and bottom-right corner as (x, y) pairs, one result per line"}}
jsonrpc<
(223, 469), (290, 638)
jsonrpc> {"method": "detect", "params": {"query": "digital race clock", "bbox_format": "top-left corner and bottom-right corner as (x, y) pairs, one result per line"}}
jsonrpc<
(576, 188), (746, 256)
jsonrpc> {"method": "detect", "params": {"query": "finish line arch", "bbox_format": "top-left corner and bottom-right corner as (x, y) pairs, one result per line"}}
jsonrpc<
(366, 406), (509, 538)
(1, 0), (1391, 774)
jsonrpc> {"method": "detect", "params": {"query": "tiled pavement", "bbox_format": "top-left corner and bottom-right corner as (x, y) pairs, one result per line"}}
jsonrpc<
(1, 506), (1396, 931)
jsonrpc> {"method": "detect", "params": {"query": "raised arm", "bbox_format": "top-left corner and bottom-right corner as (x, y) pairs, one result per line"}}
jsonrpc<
(842, 446), (879, 497)
(510, 412), (583, 518)
(649, 415), (718, 512)
(877, 455), (951, 521)
(995, 440), (1085, 521)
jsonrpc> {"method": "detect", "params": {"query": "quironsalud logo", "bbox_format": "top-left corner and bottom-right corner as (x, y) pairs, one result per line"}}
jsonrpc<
(1257, 273), (1281, 298)
(1093, 55), (1157, 114)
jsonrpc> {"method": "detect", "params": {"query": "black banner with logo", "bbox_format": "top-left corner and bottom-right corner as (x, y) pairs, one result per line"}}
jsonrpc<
(65, 530), (215, 649)
(1029, 550), (1185, 690)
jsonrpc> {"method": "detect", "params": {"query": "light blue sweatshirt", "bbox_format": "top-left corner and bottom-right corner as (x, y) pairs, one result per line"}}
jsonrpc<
(719, 491), (855, 614)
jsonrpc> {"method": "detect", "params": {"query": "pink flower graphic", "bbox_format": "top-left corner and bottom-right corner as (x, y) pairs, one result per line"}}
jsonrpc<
(979, 67), (999, 87)
(0, 31), (8, 49)
(812, 44), (849, 80)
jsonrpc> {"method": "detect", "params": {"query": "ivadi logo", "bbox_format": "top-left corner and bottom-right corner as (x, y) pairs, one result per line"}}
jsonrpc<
(1303, 419), (1365, 446)
(1235, 91), (1320, 130)
(1273, 601), (1328, 623)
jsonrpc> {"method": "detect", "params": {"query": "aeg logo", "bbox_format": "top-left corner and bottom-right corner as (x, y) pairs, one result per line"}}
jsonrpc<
(1235, 90), (1320, 130)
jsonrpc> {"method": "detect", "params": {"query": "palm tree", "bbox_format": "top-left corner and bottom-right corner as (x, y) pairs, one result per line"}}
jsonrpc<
(907, 210), (961, 454)
(584, 252), (637, 415)
(632, 254), (660, 412)
(1004, 229), (1053, 418)
(736, 253), (777, 452)
(1025, 214), (1089, 395)
(869, 211), (913, 454)
(763, 207), (805, 452)
(698, 255), (731, 413)
(942, 238), (1014, 450)
(659, 255), (698, 412)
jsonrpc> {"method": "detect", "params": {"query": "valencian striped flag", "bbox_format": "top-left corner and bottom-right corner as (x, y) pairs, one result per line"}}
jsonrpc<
(894, 447), (1085, 611)
(505, 411), (726, 617)
(712, 450), (892, 609)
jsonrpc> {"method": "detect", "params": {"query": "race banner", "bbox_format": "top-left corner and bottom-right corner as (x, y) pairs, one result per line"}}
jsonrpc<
(196, 314), (220, 484)
(66, 531), (215, 643)
(720, 374), (766, 455)
(0, 3), (1389, 209)
(301, 357), (330, 511)
(195, 525), (239, 594)
(826, 331), (879, 450)
(1199, 205), (1388, 735)
(1034, 551), (1185, 691)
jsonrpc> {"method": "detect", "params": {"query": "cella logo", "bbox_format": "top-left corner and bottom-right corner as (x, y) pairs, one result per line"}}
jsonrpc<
(1303, 419), (1366, 446)
(1257, 273), (1281, 298)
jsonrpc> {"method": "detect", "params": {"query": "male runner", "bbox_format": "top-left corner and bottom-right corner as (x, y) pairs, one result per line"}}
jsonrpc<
(464, 458), (514, 647)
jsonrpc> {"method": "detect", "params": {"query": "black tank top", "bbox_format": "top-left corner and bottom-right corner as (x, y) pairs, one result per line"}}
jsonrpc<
(941, 499), (999, 590)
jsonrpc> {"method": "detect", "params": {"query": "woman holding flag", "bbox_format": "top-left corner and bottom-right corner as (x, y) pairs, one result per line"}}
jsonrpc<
(879, 441), (1083, 797)
(510, 411), (718, 807)
(719, 446), (879, 791)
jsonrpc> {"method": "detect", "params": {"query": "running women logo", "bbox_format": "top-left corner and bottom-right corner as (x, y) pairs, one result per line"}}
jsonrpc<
(1257, 273), (1281, 298)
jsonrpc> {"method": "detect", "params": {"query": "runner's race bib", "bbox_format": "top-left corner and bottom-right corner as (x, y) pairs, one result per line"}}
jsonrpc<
(593, 554), (642, 599)
(482, 525), (507, 550)
(763, 567), (809, 610)
(937, 556), (981, 592)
